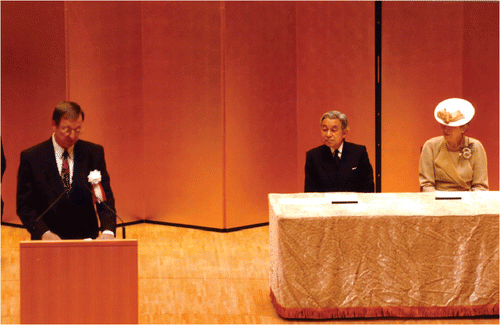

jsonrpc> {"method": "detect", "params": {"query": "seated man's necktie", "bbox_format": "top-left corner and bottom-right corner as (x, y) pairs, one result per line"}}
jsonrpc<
(333, 149), (341, 166)
(62, 150), (70, 189)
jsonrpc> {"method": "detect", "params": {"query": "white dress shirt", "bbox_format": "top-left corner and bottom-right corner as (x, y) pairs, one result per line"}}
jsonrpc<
(52, 134), (74, 185)
(330, 141), (344, 159)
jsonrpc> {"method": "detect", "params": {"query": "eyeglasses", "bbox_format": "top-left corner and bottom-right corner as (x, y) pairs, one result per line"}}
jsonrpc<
(60, 127), (82, 135)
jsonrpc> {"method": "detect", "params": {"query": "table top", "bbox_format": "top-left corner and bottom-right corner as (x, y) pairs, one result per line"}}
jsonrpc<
(20, 238), (138, 248)
(269, 191), (499, 218)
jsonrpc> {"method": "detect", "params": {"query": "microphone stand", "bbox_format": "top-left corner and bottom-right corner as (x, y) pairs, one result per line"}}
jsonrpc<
(84, 181), (126, 239)
(100, 200), (126, 239)
(34, 187), (70, 223)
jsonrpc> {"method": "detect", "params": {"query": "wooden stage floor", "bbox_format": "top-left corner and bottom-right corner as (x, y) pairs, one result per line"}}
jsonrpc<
(2, 223), (498, 324)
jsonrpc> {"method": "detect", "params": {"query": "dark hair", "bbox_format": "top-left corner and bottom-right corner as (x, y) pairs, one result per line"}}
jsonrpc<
(52, 101), (85, 126)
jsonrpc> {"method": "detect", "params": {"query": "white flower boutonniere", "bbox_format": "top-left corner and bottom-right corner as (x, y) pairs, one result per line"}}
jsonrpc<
(88, 170), (106, 203)
(88, 170), (102, 184)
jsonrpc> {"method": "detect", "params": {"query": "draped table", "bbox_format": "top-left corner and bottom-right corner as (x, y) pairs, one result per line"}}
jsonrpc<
(269, 191), (499, 319)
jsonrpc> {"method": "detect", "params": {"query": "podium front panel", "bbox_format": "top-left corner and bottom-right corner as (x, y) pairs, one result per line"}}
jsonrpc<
(20, 239), (138, 324)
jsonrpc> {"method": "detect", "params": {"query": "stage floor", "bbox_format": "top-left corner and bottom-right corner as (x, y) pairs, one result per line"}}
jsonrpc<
(2, 223), (498, 324)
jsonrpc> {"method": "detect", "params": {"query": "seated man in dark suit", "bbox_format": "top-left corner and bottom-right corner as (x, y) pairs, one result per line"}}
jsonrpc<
(305, 110), (374, 193)
(17, 101), (116, 240)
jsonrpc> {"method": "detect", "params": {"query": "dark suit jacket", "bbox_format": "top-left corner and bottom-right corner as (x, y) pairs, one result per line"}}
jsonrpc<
(17, 138), (116, 240)
(305, 142), (374, 193)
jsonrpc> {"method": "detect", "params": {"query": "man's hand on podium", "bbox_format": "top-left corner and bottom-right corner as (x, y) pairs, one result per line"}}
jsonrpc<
(97, 231), (115, 240)
(41, 230), (115, 240)
(41, 231), (62, 241)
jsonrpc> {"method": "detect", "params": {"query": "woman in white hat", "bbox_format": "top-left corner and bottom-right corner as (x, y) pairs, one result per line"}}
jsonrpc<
(419, 98), (489, 191)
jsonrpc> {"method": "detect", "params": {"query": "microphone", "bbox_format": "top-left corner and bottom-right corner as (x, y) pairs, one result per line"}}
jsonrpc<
(34, 186), (70, 222)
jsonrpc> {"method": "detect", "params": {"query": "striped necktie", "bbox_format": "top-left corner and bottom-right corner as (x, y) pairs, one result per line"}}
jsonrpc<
(62, 150), (70, 189)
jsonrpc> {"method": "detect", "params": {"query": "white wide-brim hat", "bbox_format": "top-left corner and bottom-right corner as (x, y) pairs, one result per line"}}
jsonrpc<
(434, 98), (475, 127)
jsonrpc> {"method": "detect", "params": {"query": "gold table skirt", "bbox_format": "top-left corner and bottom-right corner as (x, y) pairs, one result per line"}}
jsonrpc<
(269, 192), (499, 319)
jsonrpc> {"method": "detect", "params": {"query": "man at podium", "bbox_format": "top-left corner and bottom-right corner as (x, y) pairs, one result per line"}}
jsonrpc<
(16, 101), (116, 240)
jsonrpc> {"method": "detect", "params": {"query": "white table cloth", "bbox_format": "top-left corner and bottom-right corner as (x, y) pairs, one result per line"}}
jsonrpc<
(269, 192), (499, 319)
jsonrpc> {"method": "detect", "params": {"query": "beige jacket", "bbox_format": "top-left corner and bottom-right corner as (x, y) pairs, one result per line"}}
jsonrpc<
(419, 136), (489, 191)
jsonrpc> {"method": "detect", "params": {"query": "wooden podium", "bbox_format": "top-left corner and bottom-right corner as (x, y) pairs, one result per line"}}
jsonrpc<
(20, 239), (138, 324)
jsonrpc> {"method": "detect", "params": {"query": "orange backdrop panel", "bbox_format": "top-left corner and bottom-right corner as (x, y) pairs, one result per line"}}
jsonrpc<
(462, 2), (499, 191)
(1, 1), (66, 223)
(66, 1), (145, 222)
(296, 1), (376, 190)
(141, 2), (225, 228)
(224, 2), (298, 228)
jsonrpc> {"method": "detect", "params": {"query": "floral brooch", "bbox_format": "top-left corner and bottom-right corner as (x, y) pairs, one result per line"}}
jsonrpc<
(460, 143), (473, 160)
